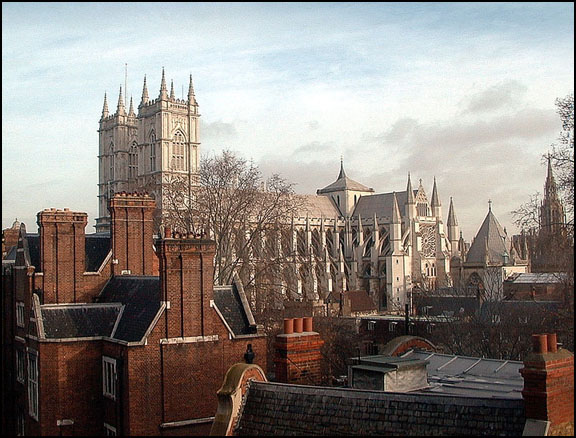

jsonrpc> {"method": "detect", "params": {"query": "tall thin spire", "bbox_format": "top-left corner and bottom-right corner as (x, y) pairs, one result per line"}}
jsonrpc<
(170, 79), (175, 100)
(545, 154), (558, 200)
(447, 197), (458, 226)
(406, 173), (414, 204)
(116, 85), (125, 115)
(101, 92), (109, 119)
(159, 67), (168, 100)
(392, 192), (401, 224)
(338, 157), (346, 179)
(141, 75), (149, 105)
(188, 74), (198, 105)
(128, 96), (135, 117)
(431, 177), (440, 207)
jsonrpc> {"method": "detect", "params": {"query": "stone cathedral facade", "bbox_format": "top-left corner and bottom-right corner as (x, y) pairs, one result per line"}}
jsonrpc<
(97, 70), (465, 311)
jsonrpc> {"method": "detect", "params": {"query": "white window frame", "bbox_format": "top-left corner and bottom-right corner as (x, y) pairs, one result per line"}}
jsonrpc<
(17, 411), (25, 436)
(27, 349), (39, 420)
(16, 301), (25, 328)
(104, 423), (117, 436)
(367, 321), (376, 331)
(102, 356), (117, 400)
(16, 348), (25, 384)
(389, 321), (397, 332)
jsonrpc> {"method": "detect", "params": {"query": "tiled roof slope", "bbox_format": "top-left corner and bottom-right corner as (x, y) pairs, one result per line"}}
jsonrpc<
(213, 284), (257, 336)
(466, 209), (510, 265)
(235, 381), (525, 436)
(85, 233), (111, 271)
(352, 191), (413, 220)
(97, 276), (161, 342)
(41, 304), (122, 339)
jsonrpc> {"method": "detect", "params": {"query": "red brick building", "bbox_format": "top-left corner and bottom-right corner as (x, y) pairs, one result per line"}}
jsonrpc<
(2, 193), (266, 436)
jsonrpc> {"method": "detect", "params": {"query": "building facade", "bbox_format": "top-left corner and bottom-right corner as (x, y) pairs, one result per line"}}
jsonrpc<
(97, 71), (467, 312)
(2, 193), (266, 436)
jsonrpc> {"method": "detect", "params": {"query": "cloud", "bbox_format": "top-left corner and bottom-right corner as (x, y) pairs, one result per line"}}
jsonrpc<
(292, 141), (336, 157)
(201, 120), (239, 141)
(461, 80), (528, 114)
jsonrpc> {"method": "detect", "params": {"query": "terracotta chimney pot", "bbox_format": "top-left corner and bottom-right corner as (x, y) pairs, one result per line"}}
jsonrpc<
(294, 317), (303, 333)
(303, 317), (313, 332)
(532, 334), (548, 354)
(283, 318), (294, 335)
(546, 333), (558, 353)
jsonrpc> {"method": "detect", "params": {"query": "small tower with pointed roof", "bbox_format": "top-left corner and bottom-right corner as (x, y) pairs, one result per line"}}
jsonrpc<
(317, 159), (374, 217)
(540, 156), (565, 233)
(447, 197), (459, 257)
(431, 177), (442, 219)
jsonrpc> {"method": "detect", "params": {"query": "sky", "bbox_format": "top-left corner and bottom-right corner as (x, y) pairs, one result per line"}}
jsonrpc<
(2, 2), (574, 240)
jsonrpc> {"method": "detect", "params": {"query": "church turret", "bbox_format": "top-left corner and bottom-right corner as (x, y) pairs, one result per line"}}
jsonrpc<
(405, 173), (416, 225)
(540, 156), (565, 233)
(128, 96), (135, 118)
(391, 192), (402, 254)
(140, 75), (149, 106)
(447, 197), (459, 256)
(101, 92), (109, 120)
(188, 74), (198, 106)
(116, 85), (125, 116)
(159, 67), (168, 100)
(170, 79), (175, 100)
(431, 177), (442, 219)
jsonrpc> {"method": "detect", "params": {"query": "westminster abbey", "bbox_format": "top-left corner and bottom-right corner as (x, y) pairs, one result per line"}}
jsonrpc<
(96, 69), (531, 312)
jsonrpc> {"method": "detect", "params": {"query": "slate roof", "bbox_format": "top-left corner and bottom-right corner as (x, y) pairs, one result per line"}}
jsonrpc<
(96, 276), (161, 342)
(400, 350), (524, 399)
(297, 195), (341, 219)
(352, 191), (412, 220)
(16, 233), (110, 272)
(505, 272), (567, 284)
(235, 381), (525, 436)
(85, 233), (111, 271)
(466, 209), (510, 265)
(414, 296), (479, 317)
(41, 304), (122, 339)
(213, 284), (257, 336)
(343, 290), (377, 314)
(317, 164), (374, 195)
(26, 234), (40, 268)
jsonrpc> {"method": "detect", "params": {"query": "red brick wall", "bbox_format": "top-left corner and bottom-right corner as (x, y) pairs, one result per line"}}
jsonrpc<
(155, 237), (216, 339)
(31, 341), (104, 436)
(110, 193), (156, 276)
(521, 334), (574, 427)
(37, 209), (87, 304)
(275, 331), (324, 385)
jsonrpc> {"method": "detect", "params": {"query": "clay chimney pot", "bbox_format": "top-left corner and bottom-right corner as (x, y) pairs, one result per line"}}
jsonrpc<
(283, 318), (294, 335)
(532, 334), (548, 354)
(303, 317), (313, 332)
(294, 317), (303, 333)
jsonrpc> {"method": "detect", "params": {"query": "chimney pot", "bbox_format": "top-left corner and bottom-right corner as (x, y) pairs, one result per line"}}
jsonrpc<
(283, 318), (294, 335)
(546, 333), (558, 353)
(303, 317), (313, 332)
(294, 317), (303, 333)
(532, 334), (548, 354)
(164, 226), (172, 238)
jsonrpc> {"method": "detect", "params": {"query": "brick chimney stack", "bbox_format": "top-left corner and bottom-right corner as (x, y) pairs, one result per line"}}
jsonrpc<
(37, 208), (87, 304)
(155, 233), (216, 339)
(274, 317), (324, 385)
(520, 333), (574, 434)
(109, 192), (156, 276)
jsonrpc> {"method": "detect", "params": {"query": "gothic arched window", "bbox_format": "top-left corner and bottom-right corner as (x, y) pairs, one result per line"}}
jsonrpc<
(172, 131), (186, 171)
(149, 132), (156, 172)
(129, 142), (138, 179)
(109, 142), (115, 181)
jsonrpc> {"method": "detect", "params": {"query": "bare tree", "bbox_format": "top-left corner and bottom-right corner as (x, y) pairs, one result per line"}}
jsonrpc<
(159, 150), (308, 315)
(511, 192), (541, 232)
(549, 93), (574, 224)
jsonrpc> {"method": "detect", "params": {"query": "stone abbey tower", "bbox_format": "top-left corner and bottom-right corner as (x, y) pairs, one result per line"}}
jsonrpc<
(96, 69), (200, 232)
